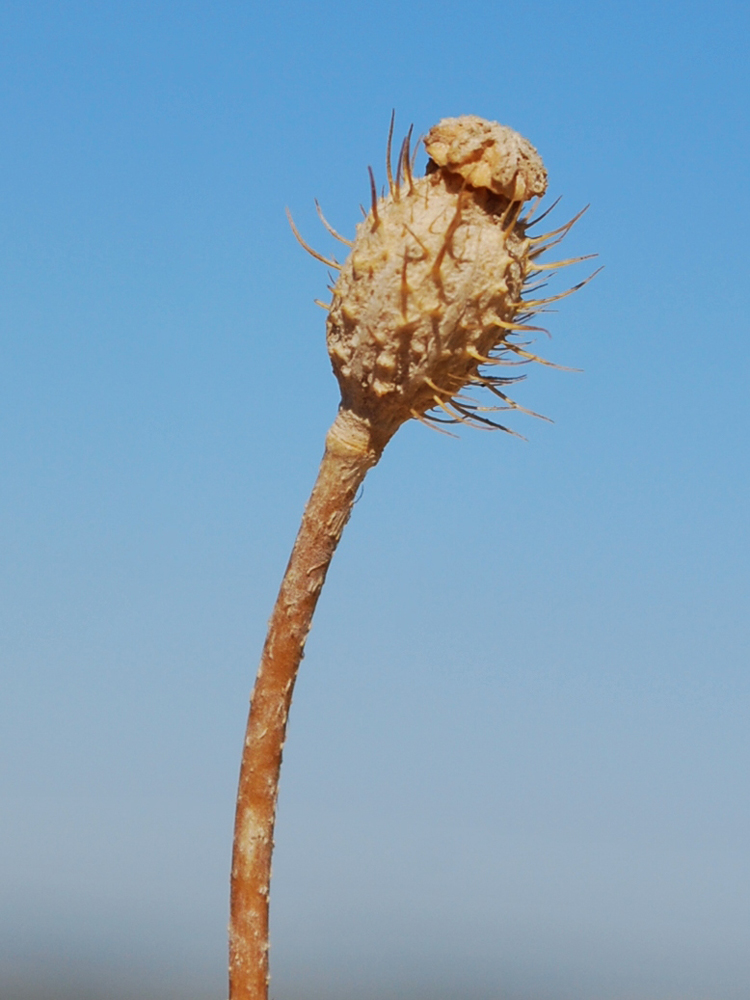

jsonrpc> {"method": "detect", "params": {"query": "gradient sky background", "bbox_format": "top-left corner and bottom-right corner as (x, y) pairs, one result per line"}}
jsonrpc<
(1, 2), (749, 999)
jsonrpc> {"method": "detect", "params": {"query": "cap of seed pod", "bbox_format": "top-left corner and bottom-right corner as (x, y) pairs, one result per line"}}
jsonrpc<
(318, 115), (576, 453)
(424, 115), (547, 202)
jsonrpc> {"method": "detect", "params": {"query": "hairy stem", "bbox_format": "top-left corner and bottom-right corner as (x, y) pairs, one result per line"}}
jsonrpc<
(229, 408), (385, 1000)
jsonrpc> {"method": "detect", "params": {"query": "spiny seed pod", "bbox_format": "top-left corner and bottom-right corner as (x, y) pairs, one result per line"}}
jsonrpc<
(230, 115), (594, 1000)
(315, 114), (591, 447)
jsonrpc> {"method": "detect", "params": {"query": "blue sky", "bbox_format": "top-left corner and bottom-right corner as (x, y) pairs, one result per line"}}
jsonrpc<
(1, 2), (749, 998)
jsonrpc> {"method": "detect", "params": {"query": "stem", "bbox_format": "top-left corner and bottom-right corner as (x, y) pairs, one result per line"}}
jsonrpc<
(229, 408), (385, 1000)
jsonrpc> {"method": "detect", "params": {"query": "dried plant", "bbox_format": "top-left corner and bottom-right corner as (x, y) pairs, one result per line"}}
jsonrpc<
(228, 114), (595, 1000)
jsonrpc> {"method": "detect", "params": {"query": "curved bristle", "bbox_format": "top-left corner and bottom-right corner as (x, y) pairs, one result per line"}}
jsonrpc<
(386, 110), (396, 196)
(412, 409), (460, 436)
(521, 267), (603, 308)
(403, 125), (415, 194)
(531, 253), (599, 272)
(286, 208), (341, 269)
(314, 200), (354, 247)
(368, 166), (380, 229)
(367, 167), (380, 232)
(524, 195), (562, 230)
(528, 205), (589, 245)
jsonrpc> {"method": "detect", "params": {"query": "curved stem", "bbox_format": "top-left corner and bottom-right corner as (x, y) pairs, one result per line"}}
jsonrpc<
(229, 409), (384, 1000)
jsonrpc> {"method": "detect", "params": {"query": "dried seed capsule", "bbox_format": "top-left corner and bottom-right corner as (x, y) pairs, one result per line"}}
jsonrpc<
(326, 115), (548, 444)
